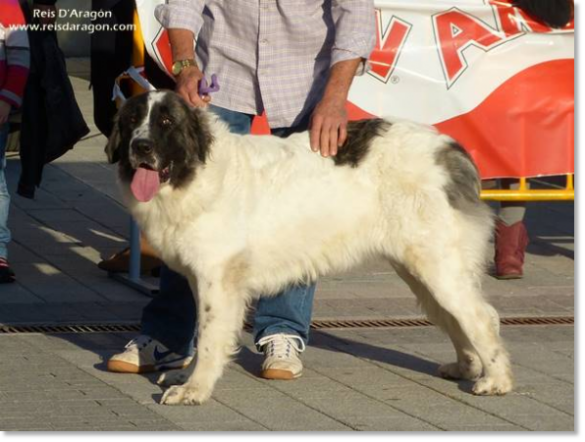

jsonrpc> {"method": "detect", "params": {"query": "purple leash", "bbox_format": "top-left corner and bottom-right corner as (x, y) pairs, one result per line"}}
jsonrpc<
(198, 74), (220, 96)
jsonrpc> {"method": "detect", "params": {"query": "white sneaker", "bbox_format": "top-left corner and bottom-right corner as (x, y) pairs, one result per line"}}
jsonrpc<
(107, 335), (194, 374)
(257, 334), (305, 380)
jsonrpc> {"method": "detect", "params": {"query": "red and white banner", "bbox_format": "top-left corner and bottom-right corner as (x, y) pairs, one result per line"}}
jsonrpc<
(136, 0), (574, 179)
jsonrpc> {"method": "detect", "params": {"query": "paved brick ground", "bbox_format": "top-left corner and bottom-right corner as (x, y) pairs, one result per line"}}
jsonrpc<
(0, 60), (575, 431)
(0, 325), (574, 431)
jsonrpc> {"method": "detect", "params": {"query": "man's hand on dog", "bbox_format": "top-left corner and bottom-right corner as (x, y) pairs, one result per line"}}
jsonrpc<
(310, 58), (361, 158)
(310, 96), (348, 158)
(176, 66), (212, 108)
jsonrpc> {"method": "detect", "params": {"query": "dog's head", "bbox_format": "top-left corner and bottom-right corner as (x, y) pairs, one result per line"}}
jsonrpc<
(106, 90), (213, 202)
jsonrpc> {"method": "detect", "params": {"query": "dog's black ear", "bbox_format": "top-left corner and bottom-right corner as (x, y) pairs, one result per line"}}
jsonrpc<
(512, 0), (573, 28)
(187, 109), (213, 164)
(105, 119), (121, 164)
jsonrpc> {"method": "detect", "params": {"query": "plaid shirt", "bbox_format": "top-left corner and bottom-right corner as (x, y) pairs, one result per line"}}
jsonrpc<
(156, 0), (376, 128)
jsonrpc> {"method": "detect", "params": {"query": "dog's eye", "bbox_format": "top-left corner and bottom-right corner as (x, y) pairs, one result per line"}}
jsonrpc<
(161, 117), (173, 127)
(129, 116), (138, 125)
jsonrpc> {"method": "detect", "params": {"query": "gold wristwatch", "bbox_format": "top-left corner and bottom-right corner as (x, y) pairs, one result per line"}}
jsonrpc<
(172, 59), (197, 76)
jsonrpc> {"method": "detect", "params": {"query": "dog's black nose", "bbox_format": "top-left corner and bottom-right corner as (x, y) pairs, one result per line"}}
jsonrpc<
(132, 138), (154, 155)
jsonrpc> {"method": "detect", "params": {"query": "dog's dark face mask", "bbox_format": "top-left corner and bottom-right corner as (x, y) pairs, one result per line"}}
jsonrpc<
(105, 91), (213, 202)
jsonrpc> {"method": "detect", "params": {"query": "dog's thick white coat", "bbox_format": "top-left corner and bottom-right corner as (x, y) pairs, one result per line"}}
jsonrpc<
(120, 103), (513, 405)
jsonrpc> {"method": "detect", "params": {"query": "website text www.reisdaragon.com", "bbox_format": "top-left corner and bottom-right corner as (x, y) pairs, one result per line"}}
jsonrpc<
(9, 22), (135, 34)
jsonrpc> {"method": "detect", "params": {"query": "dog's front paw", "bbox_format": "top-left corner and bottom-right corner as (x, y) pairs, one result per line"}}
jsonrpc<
(161, 385), (212, 405)
(157, 369), (190, 387)
(472, 376), (513, 396)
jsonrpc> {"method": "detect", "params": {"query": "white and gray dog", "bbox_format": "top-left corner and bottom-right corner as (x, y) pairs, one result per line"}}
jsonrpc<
(106, 90), (513, 405)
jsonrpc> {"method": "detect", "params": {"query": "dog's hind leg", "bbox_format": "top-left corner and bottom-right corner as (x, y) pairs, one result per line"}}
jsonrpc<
(395, 251), (513, 396)
(437, 305), (500, 382)
(392, 264), (483, 381)
(161, 276), (248, 406)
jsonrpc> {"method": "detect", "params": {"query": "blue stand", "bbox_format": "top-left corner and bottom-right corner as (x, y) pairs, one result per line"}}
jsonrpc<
(109, 217), (158, 296)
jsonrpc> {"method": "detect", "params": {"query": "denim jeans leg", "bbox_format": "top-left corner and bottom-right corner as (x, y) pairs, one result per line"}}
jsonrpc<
(0, 124), (11, 260)
(253, 283), (317, 347)
(140, 106), (254, 353)
(207, 105), (255, 134)
(253, 120), (317, 347)
(141, 265), (196, 354)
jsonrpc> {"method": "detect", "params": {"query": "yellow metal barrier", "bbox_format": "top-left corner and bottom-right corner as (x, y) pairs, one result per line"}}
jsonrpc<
(481, 174), (575, 202)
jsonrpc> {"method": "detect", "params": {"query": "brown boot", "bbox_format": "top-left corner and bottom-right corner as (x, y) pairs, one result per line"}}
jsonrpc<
(98, 236), (162, 275)
(494, 220), (529, 279)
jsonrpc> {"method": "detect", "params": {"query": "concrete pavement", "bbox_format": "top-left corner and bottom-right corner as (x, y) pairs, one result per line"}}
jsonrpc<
(0, 324), (574, 431)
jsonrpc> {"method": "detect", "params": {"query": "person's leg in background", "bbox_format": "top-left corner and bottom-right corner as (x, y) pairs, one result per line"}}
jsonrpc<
(0, 123), (15, 283)
(108, 105), (254, 373)
(495, 179), (529, 279)
(253, 120), (316, 380)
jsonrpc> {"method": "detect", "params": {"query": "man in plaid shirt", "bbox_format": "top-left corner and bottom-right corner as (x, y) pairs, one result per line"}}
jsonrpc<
(109, 0), (376, 379)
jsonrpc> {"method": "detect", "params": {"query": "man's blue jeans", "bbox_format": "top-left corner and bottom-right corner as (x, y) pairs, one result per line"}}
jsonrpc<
(141, 106), (316, 354)
(0, 123), (11, 260)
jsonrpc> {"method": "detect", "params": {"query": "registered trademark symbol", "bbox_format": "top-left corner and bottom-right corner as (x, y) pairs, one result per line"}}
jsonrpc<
(391, 76), (400, 84)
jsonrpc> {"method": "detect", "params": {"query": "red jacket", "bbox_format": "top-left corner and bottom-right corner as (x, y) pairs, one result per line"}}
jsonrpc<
(0, 0), (30, 108)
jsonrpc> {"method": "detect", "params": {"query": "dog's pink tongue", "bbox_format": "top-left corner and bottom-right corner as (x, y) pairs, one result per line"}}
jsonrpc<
(131, 167), (160, 202)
